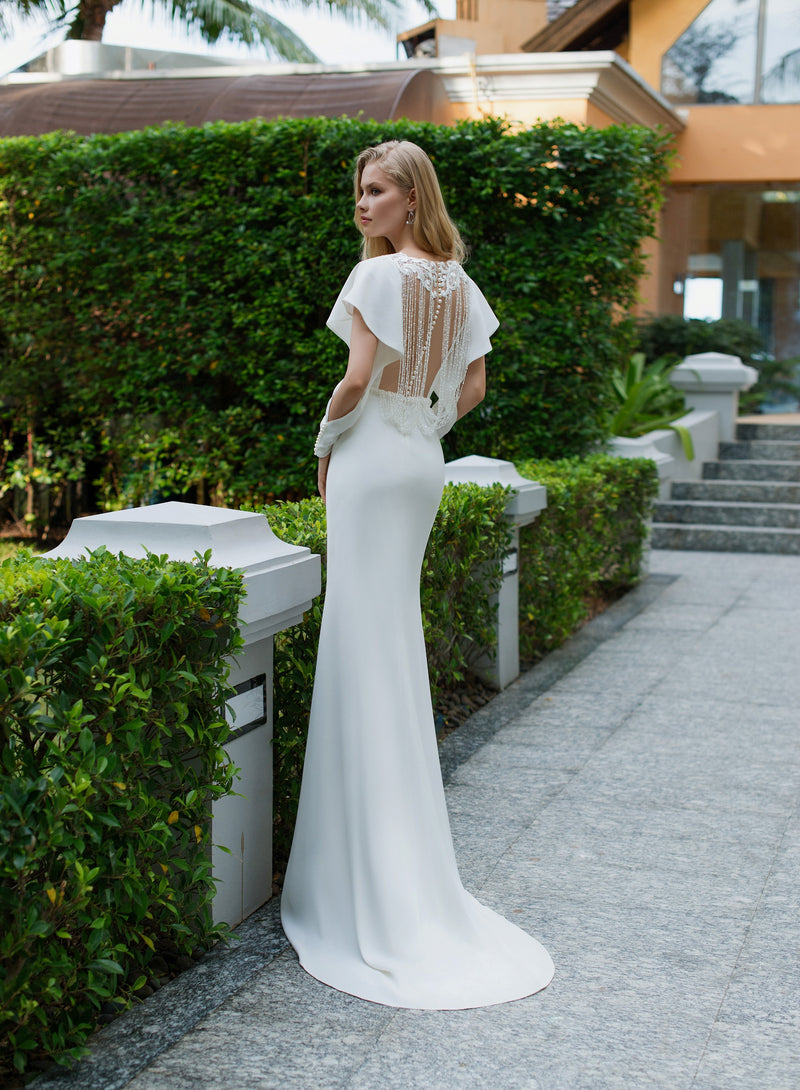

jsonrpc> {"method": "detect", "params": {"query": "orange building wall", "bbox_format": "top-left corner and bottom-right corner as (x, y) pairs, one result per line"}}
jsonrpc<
(446, 98), (610, 127)
(672, 106), (800, 184)
(401, 0), (548, 58)
(628, 0), (709, 88)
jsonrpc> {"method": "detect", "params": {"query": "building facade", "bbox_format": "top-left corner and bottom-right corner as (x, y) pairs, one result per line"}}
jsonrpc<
(3, 1), (799, 359)
(401, 0), (800, 359)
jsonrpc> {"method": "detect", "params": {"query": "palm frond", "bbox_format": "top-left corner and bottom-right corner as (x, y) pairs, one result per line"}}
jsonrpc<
(0, 0), (73, 35)
(162, 0), (411, 60)
(160, 0), (316, 60)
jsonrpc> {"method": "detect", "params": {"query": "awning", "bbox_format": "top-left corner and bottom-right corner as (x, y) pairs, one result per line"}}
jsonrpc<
(0, 68), (449, 137)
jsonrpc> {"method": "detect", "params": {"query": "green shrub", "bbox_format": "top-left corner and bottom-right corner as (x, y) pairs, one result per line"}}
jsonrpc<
(0, 549), (243, 1078)
(634, 314), (765, 365)
(0, 117), (672, 528)
(633, 313), (800, 412)
(609, 353), (694, 459)
(260, 483), (510, 868)
(516, 455), (659, 659)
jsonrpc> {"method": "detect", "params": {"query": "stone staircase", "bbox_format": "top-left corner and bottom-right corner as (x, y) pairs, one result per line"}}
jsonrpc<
(651, 421), (800, 554)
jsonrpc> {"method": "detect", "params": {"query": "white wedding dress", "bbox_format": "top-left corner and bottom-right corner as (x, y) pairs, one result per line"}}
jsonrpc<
(280, 253), (554, 1009)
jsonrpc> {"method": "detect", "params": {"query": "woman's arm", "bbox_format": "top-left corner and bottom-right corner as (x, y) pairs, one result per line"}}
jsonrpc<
(456, 357), (486, 420)
(327, 308), (378, 421)
(318, 452), (331, 503)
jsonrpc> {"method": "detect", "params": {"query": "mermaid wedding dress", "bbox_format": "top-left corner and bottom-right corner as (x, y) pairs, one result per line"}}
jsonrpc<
(280, 253), (554, 1009)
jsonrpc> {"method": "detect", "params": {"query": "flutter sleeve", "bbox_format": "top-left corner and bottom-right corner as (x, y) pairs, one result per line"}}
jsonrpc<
(464, 277), (500, 363)
(314, 257), (403, 458)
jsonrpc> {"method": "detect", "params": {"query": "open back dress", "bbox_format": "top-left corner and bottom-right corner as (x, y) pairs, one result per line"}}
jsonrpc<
(280, 252), (554, 1009)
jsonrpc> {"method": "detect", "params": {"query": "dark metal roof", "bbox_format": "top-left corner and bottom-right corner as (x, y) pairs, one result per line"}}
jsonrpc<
(0, 68), (449, 137)
(523, 0), (629, 53)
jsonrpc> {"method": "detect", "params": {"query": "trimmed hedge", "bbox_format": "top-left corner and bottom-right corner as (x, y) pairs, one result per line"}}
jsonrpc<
(0, 116), (673, 529)
(262, 482), (511, 867)
(516, 454), (659, 659)
(0, 550), (243, 1078)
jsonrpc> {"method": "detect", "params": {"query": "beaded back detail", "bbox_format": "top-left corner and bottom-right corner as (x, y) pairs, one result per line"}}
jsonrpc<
(377, 254), (472, 437)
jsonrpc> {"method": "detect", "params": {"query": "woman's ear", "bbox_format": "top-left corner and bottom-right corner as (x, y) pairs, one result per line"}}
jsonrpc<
(407, 186), (417, 213)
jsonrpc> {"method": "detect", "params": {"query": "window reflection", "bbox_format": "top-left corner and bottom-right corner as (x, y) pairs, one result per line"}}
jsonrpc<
(659, 185), (800, 361)
(762, 0), (800, 102)
(662, 0), (800, 105)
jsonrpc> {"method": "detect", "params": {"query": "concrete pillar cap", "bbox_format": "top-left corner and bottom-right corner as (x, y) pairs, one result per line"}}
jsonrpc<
(444, 455), (547, 526)
(671, 352), (758, 392)
(45, 501), (321, 641)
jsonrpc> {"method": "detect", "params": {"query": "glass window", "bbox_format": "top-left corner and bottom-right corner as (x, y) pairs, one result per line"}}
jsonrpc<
(662, 0), (800, 105)
(761, 0), (800, 102)
(659, 184), (800, 361)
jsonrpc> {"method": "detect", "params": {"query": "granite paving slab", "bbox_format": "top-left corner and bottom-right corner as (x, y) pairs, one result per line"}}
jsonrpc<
(29, 552), (800, 1090)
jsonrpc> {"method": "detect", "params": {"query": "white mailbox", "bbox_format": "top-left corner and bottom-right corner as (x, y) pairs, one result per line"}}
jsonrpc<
(444, 456), (547, 690)
(46, 501), (321, 927)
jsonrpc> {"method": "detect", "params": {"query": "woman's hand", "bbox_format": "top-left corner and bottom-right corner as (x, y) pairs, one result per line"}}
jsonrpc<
(318, 454), (330, 503)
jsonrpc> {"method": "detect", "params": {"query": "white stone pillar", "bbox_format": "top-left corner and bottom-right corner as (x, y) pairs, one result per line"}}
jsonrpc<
(444, 456), (547, 691)
(46, 501), (320, 927)
(670, 351), (758, 442)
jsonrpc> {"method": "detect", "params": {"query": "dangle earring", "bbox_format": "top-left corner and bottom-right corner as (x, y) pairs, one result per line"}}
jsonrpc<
(406, 209), (416, 225)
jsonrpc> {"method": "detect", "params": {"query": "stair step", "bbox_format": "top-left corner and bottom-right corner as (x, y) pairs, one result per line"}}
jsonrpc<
(719, 439), (800, 461)
(653, 500), (800, 529)
(737, 422), (800, 442)
(702, 460), (800, 482)
(651, 523), (800, 554)
(671, 480), (800, 504)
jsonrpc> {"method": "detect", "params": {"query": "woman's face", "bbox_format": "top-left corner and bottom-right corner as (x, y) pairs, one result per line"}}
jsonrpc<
(356, 163), (414, 245)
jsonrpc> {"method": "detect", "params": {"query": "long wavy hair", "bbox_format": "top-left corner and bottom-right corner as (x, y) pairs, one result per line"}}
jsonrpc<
(353, 140), (466, 263)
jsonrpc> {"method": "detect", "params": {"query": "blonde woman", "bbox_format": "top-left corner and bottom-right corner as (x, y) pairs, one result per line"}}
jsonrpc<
(281, 141), (553, 1008)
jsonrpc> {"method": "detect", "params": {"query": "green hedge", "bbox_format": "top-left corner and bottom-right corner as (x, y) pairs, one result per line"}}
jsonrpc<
(0, 550), (243, 1078)
(0, 116), (672, 529)
(262, 482), (511, 868)
(516, 454), (659, 660)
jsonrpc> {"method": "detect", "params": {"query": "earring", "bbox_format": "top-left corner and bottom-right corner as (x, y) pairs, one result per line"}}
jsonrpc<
(406, 209), (415, 225)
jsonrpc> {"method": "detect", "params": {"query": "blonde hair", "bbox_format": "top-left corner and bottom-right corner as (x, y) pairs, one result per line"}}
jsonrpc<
(353, 140), (466, 263)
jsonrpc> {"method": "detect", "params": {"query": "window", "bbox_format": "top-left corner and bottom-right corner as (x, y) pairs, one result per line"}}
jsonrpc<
(662, 0), (800, 105)
(660, 184), (800, 361)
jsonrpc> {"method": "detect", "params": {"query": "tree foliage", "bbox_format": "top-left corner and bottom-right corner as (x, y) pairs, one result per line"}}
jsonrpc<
(0, 0), (408, 62)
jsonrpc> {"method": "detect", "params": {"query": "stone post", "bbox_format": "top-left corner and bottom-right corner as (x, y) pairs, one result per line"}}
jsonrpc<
(46, 501), (321, 927)
(444, 456), (547, 690)
(670, 351), (758, 442)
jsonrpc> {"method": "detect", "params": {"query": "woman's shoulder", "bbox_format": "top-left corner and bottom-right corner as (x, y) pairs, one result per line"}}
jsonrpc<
(343, 253), (400, 285)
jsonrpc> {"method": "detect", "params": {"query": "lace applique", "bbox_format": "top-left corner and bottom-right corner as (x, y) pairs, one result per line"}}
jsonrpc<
(379, 255), (472, 438)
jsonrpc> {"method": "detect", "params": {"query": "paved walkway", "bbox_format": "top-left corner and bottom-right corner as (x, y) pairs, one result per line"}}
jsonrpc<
(34, 550), (800, 1090)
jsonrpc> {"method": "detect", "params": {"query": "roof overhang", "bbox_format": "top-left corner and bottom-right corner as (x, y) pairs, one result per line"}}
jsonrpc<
(431, 51), (683, 130)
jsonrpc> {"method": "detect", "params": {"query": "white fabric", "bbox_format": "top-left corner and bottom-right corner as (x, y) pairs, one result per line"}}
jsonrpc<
(314, 254), (499, 457)
(282, 259), (553, 1008)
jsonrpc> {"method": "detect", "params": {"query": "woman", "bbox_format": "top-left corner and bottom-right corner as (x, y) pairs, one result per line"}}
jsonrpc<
(281, 141), (554, 1009)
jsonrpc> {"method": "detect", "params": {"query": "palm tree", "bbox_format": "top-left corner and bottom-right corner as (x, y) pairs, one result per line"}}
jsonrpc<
(0, 0), (423, 63)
